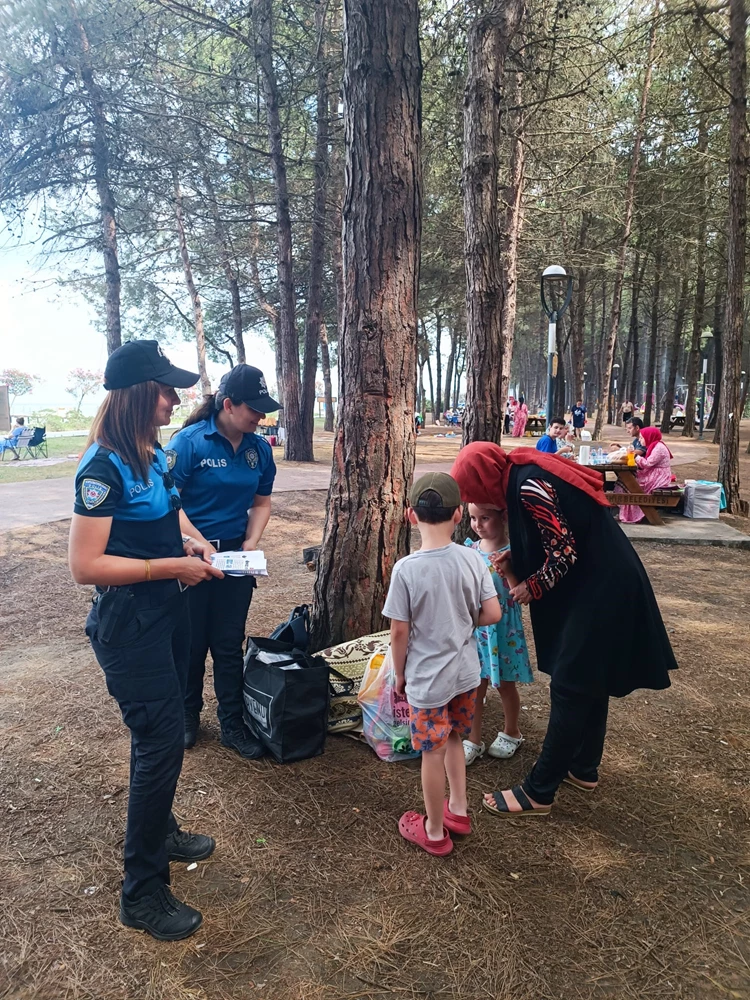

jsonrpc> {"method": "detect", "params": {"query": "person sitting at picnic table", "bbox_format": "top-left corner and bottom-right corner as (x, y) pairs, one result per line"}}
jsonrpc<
(450, 441), (677, 819)
(536, 417), (573, 455)
(512, 396), (528, 437)
(618, 427), (674, 524)
(0, 417), (25, 458)
(610, 416), (647, 457)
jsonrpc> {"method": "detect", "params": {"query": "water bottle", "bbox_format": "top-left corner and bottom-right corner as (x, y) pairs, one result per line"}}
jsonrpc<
(598, 448), (605, 465)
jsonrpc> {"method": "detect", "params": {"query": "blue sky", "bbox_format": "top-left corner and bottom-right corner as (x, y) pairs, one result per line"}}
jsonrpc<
(0, 240), (279, 416)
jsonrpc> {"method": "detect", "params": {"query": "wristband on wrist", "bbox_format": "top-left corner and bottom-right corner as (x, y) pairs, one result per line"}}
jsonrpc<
(182, 534), (193, 544)
(144, 559), (151, 582)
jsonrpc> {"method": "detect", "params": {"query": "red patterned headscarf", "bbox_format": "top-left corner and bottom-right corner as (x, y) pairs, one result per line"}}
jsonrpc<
(450, 442), (610, 509)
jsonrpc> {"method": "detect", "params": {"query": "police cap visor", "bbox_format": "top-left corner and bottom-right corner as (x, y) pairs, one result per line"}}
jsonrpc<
(104, 340), (200, 391)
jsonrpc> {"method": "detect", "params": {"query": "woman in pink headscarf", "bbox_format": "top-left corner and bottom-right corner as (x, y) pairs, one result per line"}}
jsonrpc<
(619, 427), (674, 523)
(512, 395), (528, 437)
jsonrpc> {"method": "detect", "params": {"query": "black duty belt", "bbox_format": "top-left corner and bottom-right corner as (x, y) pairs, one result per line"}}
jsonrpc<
(209, 536), (246, 552)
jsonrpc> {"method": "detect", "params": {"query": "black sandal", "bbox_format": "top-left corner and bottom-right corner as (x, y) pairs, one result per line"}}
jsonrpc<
(482, 785), (552, 818)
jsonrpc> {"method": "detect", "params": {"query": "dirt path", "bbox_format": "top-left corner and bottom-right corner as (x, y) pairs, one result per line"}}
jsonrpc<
(1, 496), (749, 1000)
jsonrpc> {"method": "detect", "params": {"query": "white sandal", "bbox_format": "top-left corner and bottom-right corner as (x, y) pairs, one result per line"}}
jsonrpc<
(487, 732), (524, 759)
(463, 740), (485, 765)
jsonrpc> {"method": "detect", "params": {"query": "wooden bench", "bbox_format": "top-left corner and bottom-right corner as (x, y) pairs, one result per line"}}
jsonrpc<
(592, 463), (681, 525)
(606, 490), (682, 509)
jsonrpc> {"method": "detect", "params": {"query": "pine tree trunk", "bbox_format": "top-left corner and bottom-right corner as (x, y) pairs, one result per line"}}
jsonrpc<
(320, 321), (334, 432)
(660, 275), (690, 434)
(683, 116), (709, 438)
(462, 1), (524, 448)
(300, 0), (331, 461)
(644, 245), (663, 426)
(499, 66), (526, 412)
(311, 0), (422, 648)
(435, 312), (443, 419)
(718, 0), (747, 511)
(173, 174), (211, 397)
(709, 278), (725, 435)
(69, 5), (121, 354)
(444, 320), (457, 415)
(593, 9), (657, 441)
(252, 0), (304, 460)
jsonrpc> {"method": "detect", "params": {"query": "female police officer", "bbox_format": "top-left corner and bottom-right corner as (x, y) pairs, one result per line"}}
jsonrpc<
(168, 364), (278, 757)
(69, 340), (223, 941)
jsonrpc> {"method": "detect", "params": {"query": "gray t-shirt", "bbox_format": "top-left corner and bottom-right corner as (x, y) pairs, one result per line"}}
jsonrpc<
(382, 543), (497, 709)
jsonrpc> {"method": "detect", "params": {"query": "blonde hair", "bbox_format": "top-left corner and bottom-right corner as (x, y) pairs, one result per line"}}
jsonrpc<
(86, 381), (161, 482)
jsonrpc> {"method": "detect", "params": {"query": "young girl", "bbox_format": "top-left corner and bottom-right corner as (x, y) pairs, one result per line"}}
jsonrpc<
(463, 503), (534, 764)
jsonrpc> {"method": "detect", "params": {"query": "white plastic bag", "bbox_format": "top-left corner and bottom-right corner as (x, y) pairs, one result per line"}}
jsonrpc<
(357, 647), (419, 762)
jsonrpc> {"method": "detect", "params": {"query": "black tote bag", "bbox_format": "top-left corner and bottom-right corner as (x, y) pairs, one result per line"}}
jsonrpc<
(242, 636), (331, 763)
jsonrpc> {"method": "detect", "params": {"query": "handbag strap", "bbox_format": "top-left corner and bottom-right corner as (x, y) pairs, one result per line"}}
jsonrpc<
(328, 666), (355, 695)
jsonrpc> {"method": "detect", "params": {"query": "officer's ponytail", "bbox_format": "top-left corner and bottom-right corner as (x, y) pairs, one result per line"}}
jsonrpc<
(180, 391), (238, 431)
(181, 394), (220, 429)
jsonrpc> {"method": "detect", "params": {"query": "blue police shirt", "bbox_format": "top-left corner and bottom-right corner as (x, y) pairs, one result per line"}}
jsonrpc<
(536, 434), (558, 453)
(74, 443), (183, 559)
(168, 415), (276, 540)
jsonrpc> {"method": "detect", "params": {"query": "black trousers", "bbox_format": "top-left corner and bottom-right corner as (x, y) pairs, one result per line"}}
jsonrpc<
(522, 686), (609, 805)
(87, 585), (190, 899)
(184, 571), (255, 728)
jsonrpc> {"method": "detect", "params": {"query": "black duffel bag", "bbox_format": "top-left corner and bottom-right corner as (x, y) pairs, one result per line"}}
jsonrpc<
(268, 604), (310, 649)
(242, 636), (331, 763)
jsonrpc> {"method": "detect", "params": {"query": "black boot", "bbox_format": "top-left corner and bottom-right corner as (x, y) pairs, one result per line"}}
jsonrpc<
(220, 722), (265, 760)
(120, 885), (202, 941)
(184, 713), (200, 750)
(166, 829), (216, 863)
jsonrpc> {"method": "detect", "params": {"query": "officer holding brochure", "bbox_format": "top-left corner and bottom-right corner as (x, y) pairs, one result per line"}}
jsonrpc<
(68, 340), (222, 941)
(169, 364), (278, 758)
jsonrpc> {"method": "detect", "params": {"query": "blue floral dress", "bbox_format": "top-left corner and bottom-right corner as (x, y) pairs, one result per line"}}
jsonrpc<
(464, 539), (534, 686)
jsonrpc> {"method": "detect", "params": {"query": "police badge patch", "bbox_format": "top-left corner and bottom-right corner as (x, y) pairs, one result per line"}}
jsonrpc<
(165, 449), (177, 471)
(258, 374), (268, 394)
(82, 478), (110, 510)
(245, 448), (258, 469)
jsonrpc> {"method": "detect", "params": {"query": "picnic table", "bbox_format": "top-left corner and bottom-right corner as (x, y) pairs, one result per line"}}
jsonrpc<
(525, 415), (546, 436)
(588, 462), (681, 526)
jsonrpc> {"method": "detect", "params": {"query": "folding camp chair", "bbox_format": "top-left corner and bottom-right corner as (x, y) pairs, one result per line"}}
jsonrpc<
(22, 426), (48, 459)
(0, 427), (33, 461)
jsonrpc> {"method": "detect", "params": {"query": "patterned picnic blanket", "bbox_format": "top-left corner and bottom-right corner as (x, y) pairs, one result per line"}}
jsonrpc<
(317, 630), (390, 695)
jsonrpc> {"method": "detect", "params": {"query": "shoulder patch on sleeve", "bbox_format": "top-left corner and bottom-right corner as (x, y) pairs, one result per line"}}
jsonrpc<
(81, 478), (111, 510)
(165, 449), (177, 470)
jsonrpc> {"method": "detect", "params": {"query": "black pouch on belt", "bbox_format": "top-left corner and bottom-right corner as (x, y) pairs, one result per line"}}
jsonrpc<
(96, 586), (136, 644)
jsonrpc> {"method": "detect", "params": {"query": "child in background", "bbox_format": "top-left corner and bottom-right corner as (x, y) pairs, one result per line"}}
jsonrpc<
(462, 504), (534, 764)
(384, 473), (501, 856)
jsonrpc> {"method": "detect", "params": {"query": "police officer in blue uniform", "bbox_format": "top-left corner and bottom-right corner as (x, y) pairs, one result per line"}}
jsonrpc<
(169, 364), (278, 756)
(68, 340), (223, 941)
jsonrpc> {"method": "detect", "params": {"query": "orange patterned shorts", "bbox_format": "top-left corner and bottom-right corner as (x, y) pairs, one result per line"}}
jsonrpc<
(409, 688), (478, 753)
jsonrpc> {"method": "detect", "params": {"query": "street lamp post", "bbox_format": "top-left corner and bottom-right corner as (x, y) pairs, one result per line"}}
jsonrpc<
(540, 265), (573, 428)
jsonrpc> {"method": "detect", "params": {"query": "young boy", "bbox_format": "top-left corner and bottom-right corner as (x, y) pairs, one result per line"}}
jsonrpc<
(536, 417), (572, 455)
(383, 472), (501, 856)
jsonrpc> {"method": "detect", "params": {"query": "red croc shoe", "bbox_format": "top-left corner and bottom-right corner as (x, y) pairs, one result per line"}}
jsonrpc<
(443, 800), (471, 836)
(398, 811), (453, 856)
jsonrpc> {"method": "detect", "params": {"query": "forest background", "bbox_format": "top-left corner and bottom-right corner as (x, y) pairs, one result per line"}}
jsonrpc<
(0, 0), (747, 512)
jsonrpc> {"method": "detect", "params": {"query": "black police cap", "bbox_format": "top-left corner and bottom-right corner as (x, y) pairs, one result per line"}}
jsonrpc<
(104, 340), (199, 391)
(218, 365), (280, 413)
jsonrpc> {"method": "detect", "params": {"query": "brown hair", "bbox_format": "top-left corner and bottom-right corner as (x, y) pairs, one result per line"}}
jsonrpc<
(86, 381), (161, 482)
(180, 394), (218, 430)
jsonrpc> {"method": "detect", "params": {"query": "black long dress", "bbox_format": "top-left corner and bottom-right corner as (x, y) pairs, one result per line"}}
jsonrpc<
(506, 463), (678, 698)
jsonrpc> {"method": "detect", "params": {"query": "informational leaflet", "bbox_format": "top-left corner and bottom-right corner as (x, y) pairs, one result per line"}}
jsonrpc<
(210, 550), (268, 576)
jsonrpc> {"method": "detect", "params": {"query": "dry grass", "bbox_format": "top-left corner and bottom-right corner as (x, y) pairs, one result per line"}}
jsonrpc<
(1, 494), (749, 1000)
